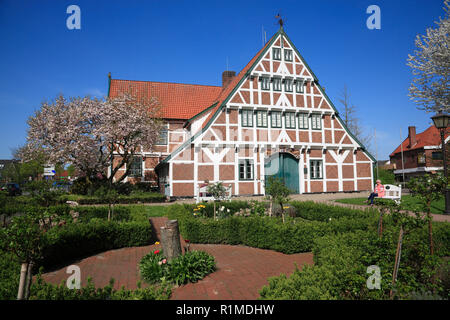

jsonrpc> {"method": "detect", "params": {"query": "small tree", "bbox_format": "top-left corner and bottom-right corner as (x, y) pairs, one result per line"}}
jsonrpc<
(0, 211), (51, 300)
(388, 205), (426, 299)
(207, 182), (228, 220)
(265, 176), (291, 223)
(407, 173), (447, 255)
(94, 186), (118, 221)
(24, 180), (63, 208)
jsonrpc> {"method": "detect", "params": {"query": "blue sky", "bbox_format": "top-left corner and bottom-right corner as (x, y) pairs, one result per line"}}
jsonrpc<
(0, 0), (446, 160)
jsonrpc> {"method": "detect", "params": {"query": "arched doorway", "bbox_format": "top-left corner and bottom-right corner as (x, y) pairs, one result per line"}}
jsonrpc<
(264, 152), (299, 194)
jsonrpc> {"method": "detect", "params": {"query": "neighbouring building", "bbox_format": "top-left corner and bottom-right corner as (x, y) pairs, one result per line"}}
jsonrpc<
(108, 26), (376, 197)
(390, 125), (450, 182)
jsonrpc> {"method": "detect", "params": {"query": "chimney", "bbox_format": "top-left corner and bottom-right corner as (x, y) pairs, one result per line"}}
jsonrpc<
(408, 126), (416, 147)
(222, 71), (236, 88)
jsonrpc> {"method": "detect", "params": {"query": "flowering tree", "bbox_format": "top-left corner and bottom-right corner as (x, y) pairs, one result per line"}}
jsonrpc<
(21, 92), (163, 184)
(206, 181), (228, 220)
(407, 0), (450, 113)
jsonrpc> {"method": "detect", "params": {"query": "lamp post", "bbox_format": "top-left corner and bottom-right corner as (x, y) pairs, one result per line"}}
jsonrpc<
(431, 112), (449, 215)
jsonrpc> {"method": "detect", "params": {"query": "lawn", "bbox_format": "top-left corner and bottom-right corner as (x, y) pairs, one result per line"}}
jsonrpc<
(334, 195), (445, 214)
(126, 204), (169, 222)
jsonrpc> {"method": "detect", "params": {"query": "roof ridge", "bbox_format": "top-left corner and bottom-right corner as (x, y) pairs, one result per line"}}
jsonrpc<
(111, 78), (222, 88)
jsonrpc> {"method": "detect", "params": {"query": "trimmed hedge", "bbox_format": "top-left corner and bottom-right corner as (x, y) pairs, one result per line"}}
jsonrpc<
(30, 276), (171, 300)
(60, 192), (166, 205)
(167, 204), (378, 254)
(290, 201), (376, 221)
(40, 220), (154, 270)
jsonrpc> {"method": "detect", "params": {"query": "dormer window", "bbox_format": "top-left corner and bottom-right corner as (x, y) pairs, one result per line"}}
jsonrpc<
(273, 48), (281, 60)
(273, 78), (281, 91)
(284, 49), (292, 61)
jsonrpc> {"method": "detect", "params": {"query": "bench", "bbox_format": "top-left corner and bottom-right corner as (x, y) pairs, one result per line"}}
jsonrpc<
(196, 184), (233, 204)
(380, 184), (402, 204)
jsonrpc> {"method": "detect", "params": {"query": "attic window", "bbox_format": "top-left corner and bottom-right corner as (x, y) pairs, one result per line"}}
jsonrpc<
(273, 78), (281, 91)
(284, 49), (292, 61)
(273, 48), (281, 60)
(296, 80), (304, 93)
(261, 77), (270, 90)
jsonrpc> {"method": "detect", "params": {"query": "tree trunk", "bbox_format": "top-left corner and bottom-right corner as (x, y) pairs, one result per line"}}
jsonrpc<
(377, 211), (384, 238)
(280, 202), (285, 224)
(160, 220), (182, 261)
(269, 200), (273, 217)
(213, 201), (216, 220)
(390, 225), (404, 299)
(427, 205), (434, 255)
(108, 203), (111, 221)
(24, 261), (34, 300)
(17, 262), (28, 300)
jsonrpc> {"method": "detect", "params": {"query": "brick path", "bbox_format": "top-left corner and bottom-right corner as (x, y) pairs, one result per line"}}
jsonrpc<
(41, 217), (313, 299)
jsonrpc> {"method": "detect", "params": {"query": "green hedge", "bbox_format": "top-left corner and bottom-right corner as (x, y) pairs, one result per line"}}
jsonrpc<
(167, 204), (378, 254)
(259, 224), (450, 300)
(290, 201), (376, 221)
(60, 192), (166, 205)
(40, 220), (154, 270)
(29, 276), (171, 300)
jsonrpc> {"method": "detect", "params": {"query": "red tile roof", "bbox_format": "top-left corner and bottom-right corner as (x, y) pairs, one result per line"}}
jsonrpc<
(390, 125), (449, 157)
(108, 79), (222, 120)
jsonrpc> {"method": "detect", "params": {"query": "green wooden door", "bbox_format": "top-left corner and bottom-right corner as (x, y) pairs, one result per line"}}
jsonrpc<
(264, 152), (299, 194)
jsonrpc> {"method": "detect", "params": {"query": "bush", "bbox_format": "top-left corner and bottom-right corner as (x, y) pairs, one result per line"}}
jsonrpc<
(140, 249), (216, 286)
(30, 275), (171, 300)
(259, 223), (450, 300)
(0, 251), (20, 300)
(290, 201), (375, 222)
(60, 192), (166, 205)
(39, 220), (154, 270)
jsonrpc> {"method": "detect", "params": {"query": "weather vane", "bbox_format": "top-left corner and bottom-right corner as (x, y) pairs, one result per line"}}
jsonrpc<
(275, 13), (284, 27)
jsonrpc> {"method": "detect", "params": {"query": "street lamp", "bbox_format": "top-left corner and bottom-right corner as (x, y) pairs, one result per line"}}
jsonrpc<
(431, 112), (449, 215)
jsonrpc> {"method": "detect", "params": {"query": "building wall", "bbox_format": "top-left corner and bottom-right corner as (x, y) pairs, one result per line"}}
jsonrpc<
(167, 33), (374, 197)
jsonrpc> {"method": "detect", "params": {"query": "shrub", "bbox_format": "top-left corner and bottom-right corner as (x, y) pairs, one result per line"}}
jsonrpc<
(259, 223), (450, 300)
(140, 249), (216, 286)
(40, 220), (154, 270)
(290, 201), (375, 221)
(0, 251), (20, 300)
(60, 192), (166, 205)
(29, 275), (171, 300)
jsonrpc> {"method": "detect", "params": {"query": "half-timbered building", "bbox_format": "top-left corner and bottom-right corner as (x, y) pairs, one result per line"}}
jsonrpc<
(108, 27), (375, 197)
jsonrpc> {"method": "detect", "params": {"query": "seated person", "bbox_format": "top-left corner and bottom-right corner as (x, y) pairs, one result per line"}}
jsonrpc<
(366, 179), (385, 205)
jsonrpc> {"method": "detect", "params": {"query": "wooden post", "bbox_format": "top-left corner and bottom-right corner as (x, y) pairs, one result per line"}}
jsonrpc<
(160, 220), (182, 261)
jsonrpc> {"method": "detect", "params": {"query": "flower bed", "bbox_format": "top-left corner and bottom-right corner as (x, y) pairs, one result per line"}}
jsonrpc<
(139, 247), (216, 286)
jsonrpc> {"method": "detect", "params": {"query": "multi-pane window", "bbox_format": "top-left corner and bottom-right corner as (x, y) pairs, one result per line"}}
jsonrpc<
(271, 111), (282, 128)
(256, 111), (268, 127)
(298, 113), (308, 129)
(285, 112), (296, 129)
(129, 156), (142, 177)
(273, 78), (281, 91)
(239, 159), (254, 180)
(273, 48), (281, 60)
(296, 80), (304, 93)
(261, 77), (270, 90)
(284, 79), (293, 92)
(241, 109), (253, 127)
(310, 160), (323, 179)
(311, 114), (322, 130)
(156, 128), (168, 145)
(417, 153), (426, 165)
(284, 49), (292, 61)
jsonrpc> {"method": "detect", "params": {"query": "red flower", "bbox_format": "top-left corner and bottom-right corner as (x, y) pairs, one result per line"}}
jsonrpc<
(154, 250), (160, 254)
(184, 239), (190, 243)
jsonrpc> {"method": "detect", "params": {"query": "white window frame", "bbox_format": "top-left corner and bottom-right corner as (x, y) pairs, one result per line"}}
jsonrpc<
(298, 113), (309, 129)
(239, 159), (254, 180)
(256, 111), (268, 128)
(271, 111), (282, 128)
(311, 114), (322, 130)
(285, 112), (296, 129)
(310, 159), (323, 180)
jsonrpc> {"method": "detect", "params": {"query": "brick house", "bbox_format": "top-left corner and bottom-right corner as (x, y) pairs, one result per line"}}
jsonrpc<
(108, 27), (376, 197)
(390, 125), (450, 182)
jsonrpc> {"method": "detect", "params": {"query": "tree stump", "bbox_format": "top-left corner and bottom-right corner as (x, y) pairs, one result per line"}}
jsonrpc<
(160, 220), (182, 261)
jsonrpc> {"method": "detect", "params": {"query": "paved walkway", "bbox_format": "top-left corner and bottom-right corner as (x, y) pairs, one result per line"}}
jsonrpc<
(40, 217), (313, 299)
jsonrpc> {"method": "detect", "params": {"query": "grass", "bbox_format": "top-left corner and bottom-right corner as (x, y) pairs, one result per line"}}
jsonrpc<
(334, 195), (445, 214)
